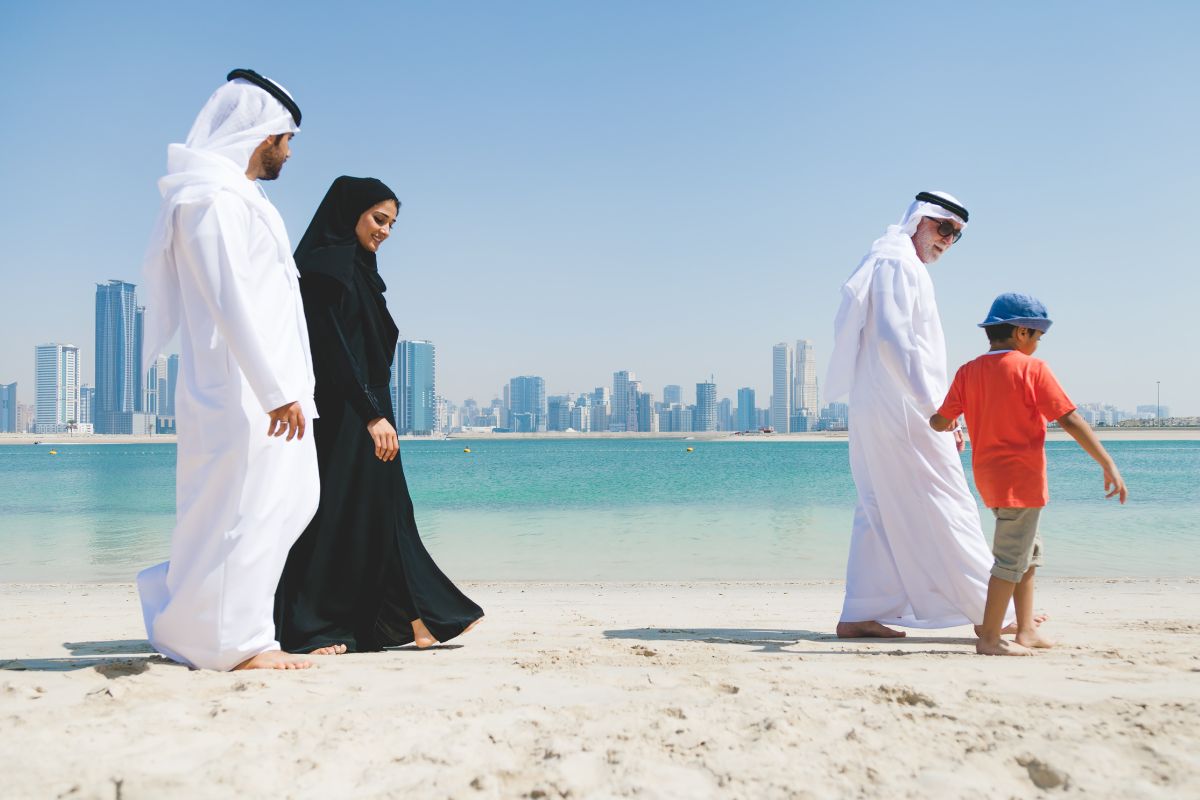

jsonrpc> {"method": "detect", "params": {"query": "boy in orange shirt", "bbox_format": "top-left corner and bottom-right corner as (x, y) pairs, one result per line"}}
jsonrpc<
(931, 293), (1127, 656)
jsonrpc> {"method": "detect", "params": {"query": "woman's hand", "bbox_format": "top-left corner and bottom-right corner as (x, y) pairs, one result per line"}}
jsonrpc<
(366, 417), (399, 462)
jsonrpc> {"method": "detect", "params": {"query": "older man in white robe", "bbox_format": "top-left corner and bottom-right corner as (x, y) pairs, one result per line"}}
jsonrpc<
(136, 70), (324, 670)
(826, 192), (1016, 637)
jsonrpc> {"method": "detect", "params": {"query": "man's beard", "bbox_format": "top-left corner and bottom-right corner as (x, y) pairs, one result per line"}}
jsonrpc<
(259, 145), (287, 181)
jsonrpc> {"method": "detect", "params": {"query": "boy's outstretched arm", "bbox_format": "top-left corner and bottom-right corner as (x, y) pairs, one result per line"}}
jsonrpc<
(1056, 410), (1128, 503)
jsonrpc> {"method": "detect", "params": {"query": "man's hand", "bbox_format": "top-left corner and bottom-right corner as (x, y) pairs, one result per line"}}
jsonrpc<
(367, 417), (399, 462)
(267, 401), (306, 441)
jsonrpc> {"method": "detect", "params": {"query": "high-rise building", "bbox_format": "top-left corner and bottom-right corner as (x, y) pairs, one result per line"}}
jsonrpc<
(391, 339), (437, 434)
(624, 379), (641, 432)
(611, 371), (635, 431)
(663, 384), (682, 406)
(736, 387), (756, 432)
(508, 375), (547, 432)
(771, 342), (793, 433)
(0, 382), (16, 433)
(165, 354), (180, 416)
(95, 280), (143, 434)
(35, 343), (80, 431)
(547, 394), (573, 432)
(792, 339), (818, 431)
(717, 397), (733, 431)
(78, 385), (95, 425)
(570, 402), (591, 433)
(694, 380), (717, 432)
(17, 404), (36, 433)
(636, 390), (658, 433)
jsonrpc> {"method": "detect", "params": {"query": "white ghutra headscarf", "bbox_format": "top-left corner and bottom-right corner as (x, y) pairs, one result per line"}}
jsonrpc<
(140, 77), (300, 373)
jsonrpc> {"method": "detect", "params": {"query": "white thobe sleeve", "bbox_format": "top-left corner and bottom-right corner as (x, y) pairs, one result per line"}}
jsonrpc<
(870, 259), (941, 413)
(174, 195), (294, 414)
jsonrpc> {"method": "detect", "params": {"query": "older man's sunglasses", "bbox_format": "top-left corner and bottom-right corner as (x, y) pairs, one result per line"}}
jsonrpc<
(935, 220), (963, 243)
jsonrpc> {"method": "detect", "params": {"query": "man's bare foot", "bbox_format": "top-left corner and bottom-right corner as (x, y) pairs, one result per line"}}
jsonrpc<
(311, 644), (348, 656)
(233, 650), (313, 670)
(412, 618), (438, 649)
(1015, 630), (1055, 649)
(978, 613), (1049, 637)
(975, 638), (1033, 656)
(836, 620), (907, 638)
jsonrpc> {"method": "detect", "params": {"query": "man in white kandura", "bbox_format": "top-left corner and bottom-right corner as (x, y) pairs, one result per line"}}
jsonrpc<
(825, 191), (1018, 638)
(137, 70), (328, 670)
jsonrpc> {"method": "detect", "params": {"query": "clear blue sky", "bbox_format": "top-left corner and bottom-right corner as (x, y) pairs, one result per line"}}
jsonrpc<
(2, 2), (1196, 413)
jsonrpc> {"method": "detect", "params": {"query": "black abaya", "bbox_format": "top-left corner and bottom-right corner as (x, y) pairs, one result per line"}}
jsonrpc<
(275, 176), (483, 653)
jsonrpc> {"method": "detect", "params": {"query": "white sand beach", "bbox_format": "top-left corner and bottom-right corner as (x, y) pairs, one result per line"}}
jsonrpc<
(1, 579), (1197, 798)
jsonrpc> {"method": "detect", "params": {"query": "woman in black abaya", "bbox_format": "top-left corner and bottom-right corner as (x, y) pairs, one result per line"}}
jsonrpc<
(276, 176), (482, 653)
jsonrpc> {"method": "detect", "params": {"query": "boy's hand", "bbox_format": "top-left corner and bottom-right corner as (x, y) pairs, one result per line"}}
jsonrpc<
(953, 429), (966, 453)
(1104, 465), (1128, 504)
(929, 413), (958, 433)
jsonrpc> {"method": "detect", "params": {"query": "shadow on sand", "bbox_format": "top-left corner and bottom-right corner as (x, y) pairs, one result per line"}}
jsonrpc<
(603, 627), (977, 656)
(0, 639), (168, 674)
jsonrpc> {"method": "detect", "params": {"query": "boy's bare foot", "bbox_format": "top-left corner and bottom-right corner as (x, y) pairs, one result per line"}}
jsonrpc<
(978, 613), (1049, 637)
(1015, 631), (1055, 649)
(233, 650), (314, 670)
(836, 621), (906, 638)
(412, 618), (438, 649)
(310, 644), (348, 656)
(975, 638), (1033, 656)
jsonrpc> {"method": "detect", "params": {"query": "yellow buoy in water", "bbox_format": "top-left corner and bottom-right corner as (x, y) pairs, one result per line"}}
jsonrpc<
(463, 447), (471, 453)
(48, 450), (58, 455)
(686, 447), (694, 452)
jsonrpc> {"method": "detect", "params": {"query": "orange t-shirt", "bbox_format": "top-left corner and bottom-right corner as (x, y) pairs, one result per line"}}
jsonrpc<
(937, 350), (1075, 508)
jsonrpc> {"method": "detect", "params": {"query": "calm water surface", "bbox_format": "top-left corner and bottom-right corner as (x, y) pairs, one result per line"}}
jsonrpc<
(0, 439), (1195, 581)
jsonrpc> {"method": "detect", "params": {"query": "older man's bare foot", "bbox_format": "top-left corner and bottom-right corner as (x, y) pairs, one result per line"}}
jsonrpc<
(412, 618), (437, 649)
(836, 620), (906, 638)
(976, 638), (1033, 656)
(311, 644), (348, 656)
(1015, 630), (1055, 649)
(233, 650), (313, 670)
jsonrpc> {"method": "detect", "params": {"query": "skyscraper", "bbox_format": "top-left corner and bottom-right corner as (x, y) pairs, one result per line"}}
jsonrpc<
(663, 384), (682, 406)
(611, 370), (635, 431)
(391, 339), (437, 435)
(94, 280), (142, 434)
(736, 387), (756, 431)
(624, 378), (641, 432)
(0, 382), (16, 433)
(636, 389), (657, 433)
(508, 375), (547, 432)
(35, 343), (80, 431)
(771, 342), (793, 433)
(694, 380), (717, 432)
(78, 385), (94, 426)
(793, 338), (818, 430)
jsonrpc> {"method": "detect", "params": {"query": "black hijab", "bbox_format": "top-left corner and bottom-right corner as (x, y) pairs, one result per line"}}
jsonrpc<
(295, 176), (402, 369)
(294, 175), (400, 291)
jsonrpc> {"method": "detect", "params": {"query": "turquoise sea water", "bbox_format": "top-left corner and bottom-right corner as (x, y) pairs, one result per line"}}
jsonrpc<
(0, 440), (1195, 582)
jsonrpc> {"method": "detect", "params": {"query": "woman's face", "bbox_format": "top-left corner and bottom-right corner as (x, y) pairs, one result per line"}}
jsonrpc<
(355, 199), (399, 253)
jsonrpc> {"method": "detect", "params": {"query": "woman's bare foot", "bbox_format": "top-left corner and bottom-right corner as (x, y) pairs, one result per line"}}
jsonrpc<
(233, 650), (313, 670)
(411, 618), (438, 649)
(836, 620), (906, 638)
(310, 644), (348, 656)
(462, 617), (484, 635)
(978, 613), (1049, 637)
(1015, 630), (1055, 649)
(976, 638), (1033, 656)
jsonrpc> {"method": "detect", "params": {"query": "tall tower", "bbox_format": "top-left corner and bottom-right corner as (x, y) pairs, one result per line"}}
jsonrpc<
(694, 379), (717, 432)
(612, 370), (635, 432)
(392, 339), (437, 434)
(771, 342), (793, 433)
(793, 338), (818, 431)
(736, 387), (756, 431)
(35, 343), (80, 429)
(94, 280), (141, 434)
(508, 375), (547, 432)
(0, 382), (17, 433)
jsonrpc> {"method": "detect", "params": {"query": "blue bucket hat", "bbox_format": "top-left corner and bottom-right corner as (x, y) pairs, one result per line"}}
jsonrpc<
(978, 292), (1053, 332)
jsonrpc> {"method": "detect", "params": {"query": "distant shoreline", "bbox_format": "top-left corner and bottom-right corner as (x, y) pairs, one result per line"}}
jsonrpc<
(2, 428), (1197, 446)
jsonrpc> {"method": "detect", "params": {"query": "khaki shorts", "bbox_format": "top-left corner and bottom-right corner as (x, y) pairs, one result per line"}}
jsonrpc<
(990, 507), (1044, 583)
